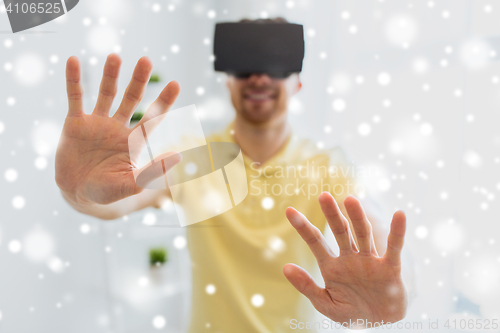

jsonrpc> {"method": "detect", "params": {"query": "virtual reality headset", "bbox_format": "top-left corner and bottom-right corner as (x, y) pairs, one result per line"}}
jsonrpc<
(213, 22), (305, 79)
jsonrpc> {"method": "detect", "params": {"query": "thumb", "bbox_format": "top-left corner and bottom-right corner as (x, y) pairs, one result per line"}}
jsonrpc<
(283, 263), (324, 306)
(134, 151), (182, 189)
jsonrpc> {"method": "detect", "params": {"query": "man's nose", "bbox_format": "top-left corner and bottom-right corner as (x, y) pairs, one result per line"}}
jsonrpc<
(247, 73), (272, 86)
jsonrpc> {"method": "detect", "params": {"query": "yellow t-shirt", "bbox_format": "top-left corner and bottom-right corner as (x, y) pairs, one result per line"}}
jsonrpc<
(184, 124), (360, 333)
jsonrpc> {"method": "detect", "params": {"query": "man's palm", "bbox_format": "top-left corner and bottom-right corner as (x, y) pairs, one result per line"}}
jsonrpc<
(284, 193), (407, 329)
(57, 115), (136, 204)
(56, 54), (181, 205)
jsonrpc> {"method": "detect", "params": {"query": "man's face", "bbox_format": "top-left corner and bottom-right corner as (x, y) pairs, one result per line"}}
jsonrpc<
(225, 73), (302, 125)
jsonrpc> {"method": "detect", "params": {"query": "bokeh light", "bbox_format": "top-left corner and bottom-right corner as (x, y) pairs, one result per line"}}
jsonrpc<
(87, 26), (120, 55)
(152, 315), (166, 329)
(4, 168), (18, 182)
(31, 121), (62, 156)
(251, 294), (265, 307)
(431, 220), (464, 253)
(142, 213), (157, 226)
(459, 39), (492, 70)
(8, 240), (22, 253)
(12, 196), (26, 209)
(205, 284), (216, 295)
(329, 73), (352, 94)
(261, 197), (274, 210)
(463, 150), (482, 168)
(385, 14), (418, 46)
(14, 54), (45, 87)
(47, 256), (65, 273)
(173, 235), (186, 249)
(23, 228), (55, 262)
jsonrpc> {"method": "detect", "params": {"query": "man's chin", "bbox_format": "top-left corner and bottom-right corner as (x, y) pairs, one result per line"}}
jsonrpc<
(241, 109), (276, 125)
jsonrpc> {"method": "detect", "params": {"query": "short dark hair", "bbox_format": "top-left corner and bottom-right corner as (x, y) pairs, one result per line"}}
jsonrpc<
(237, 17), (289, 24)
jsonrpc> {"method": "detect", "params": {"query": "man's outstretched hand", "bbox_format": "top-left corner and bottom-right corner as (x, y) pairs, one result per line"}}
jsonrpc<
(56, 54), (181, 207)
(284, 192), (408, 329)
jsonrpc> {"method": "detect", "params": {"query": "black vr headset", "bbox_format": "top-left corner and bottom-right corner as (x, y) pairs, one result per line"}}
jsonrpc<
(213, 22), (305, 79)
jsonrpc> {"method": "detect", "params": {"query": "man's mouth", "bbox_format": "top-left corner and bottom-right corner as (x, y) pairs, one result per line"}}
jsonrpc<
(244, 92), (276, 102)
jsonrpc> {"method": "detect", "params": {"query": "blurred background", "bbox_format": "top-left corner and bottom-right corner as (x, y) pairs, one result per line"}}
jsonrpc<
(1, 0), (500, 332)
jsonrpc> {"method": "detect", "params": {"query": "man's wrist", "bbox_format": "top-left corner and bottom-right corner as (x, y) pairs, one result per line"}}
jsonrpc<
(60, 189), (96, 210)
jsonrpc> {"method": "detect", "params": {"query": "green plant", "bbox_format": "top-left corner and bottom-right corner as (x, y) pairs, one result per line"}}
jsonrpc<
(149, 73), (161, 83)
(130, 110), (144, 122)
(149, 247), (168, 267)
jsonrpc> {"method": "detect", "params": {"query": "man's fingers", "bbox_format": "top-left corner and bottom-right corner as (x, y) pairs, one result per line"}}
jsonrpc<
(113, 56), (153, 123)
(131, 80), (181, 128)
(65, 56), (84, 117)
(318, 192), (357, 254)
(343, 195), (378, 256)
(93, 53), (121, 117)
(383, 210), (406, 266)
(283, 263), (324, 305)
(286, 207), (336, 263)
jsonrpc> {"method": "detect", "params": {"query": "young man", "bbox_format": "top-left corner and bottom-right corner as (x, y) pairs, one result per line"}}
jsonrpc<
(56, 18), (410, 332)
